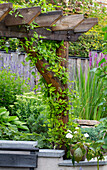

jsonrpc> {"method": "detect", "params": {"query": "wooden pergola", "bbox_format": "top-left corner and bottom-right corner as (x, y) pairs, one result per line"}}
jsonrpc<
(0, 3), (98, 40)
(0, 2), (98, 125)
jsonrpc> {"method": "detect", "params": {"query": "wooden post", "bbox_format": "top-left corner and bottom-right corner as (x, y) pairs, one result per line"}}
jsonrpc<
(56, 41), (69, 124)
(55, 41), (69, 158)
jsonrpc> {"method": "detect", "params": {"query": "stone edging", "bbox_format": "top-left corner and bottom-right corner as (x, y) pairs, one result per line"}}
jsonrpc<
(58, 160), (107, 167)
(38, 149), (65, 158)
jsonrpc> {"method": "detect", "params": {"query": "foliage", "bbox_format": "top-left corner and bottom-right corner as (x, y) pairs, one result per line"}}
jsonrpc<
(66, 118), (107, 166)
(90, 57), (107, 117)
(30, 113), (51, 148)
(71, 54), (107, 120)
(69, 0), (107, 57)
(11, 92), (48, 124)
(0, 107), (29, 140)
(102, 26), (107, 54)
(69, 31), (105, 57)
(65, 121), (89, 163)
(10, 92), (51, 148)
(0, 68), (30, 112)
(81, 118), (107, 142)
(86, 118), (107, 170)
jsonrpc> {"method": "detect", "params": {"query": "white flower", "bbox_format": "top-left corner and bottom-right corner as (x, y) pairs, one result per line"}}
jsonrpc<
(67, 130), (72, 133)
(84, 133), (89, 138)
(66, 133), (73, 139)
(75, 127), (79, 130)
(74, 131), (78, 134)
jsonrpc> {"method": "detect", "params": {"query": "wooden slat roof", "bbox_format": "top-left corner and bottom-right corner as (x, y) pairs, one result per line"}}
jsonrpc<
(0, 3), (98, 41)
(5, 6), (41, 26)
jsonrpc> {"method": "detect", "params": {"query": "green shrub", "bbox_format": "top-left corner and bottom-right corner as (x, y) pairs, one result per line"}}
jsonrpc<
(69, 31), (105, 58)
(30, 114), (51, 148)
(10, 92), (51, 148)
(0, 107), (29, 140)
(0, 68), (30, 111)
(81, 118), (107, 142)
(11, 92), (48, 121)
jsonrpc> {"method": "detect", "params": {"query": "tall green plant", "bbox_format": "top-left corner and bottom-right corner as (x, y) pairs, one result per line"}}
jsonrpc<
(71, 66), (105, 120)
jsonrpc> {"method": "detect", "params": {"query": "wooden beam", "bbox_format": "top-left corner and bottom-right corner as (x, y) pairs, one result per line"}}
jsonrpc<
(5, 6), (41, 26)
(74, 18), (98, 33)
(52, 14), (84, 31)
(0, 21), (81, 41)
(34, 10), (63, 27)
(34, 28), (82, 41)
(0, 20), (28, 38)
(0, 3), (12, 22)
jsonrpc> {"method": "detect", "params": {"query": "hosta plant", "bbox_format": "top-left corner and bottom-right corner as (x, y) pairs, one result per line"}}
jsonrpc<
(0, 107), (29, 140)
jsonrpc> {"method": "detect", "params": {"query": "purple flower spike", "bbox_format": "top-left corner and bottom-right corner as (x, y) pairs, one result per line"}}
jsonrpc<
(9, 55), (11, 60)
(95, 53), (97, 58)
(89, 61), (92, 67)
(89, 51), (92, 57)
(101, 53), (103, 59)
(90, 56), (92, 61)
(94, 54), (97, 60)
(89, 56), (92, 67)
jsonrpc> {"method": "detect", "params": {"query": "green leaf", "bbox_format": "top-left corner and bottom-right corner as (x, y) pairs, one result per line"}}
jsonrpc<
(74, 148), (83, 163)
(90, 68), (97, 72)
(31, 71), (35, 75)
(18, 125), (29, 131)
(8, 116), (18, 122)
(18, 14), (23, 18)
(102, 145), (107, 149)
(102, 26), (107, 32)
(104, 32), (107, 40)
(98, 58), (106, 67)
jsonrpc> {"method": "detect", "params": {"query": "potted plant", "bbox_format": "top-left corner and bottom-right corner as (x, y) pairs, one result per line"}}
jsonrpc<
(65, 122), (89, 163)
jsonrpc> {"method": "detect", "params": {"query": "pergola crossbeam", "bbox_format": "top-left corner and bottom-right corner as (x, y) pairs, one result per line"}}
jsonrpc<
(0, 3), (12, 22)
(34, 10), (63, 27)
(74, 18), (98, 33)
(51, 14), (84, 31)
(5, 6), (41, 26)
